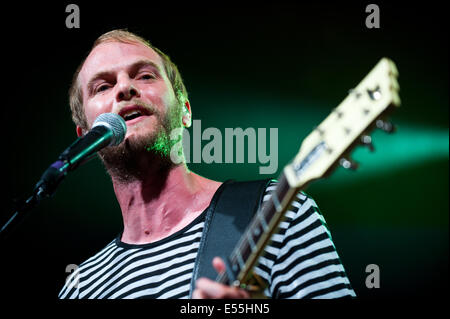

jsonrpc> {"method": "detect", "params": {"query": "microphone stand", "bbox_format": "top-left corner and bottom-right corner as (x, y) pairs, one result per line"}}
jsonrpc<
(0, 160), (67, 241)
(0, 153), (98, 242)
(1, 113), (124, 241)
(1, 193), (42, 241)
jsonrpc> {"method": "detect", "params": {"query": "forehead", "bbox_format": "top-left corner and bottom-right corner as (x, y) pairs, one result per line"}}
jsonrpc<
(79, 41), (163, 86)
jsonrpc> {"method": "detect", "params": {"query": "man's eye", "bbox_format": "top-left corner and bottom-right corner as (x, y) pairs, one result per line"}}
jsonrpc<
(139, 73), (155, 80)
(96, 84), (110, 93)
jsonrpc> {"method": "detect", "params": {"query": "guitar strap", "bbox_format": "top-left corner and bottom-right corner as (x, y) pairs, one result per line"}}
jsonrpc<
(189, 178), (272, 297)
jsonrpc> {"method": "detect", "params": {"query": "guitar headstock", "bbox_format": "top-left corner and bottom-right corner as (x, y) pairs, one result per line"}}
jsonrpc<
(284, 57), (401, 189)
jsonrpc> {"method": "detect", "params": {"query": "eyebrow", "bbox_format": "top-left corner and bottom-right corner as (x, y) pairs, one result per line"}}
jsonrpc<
(86, 59), (161, 94)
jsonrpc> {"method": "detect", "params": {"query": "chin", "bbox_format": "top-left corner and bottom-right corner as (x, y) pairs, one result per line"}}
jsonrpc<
(126, 131), (155, 148)
(125, 125), (156, 141)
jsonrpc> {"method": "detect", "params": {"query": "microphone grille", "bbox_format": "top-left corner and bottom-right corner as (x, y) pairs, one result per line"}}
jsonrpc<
(93, 113), (127, 146)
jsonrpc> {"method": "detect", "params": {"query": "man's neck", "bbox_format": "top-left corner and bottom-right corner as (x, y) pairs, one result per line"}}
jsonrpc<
(112, 164), (221, 245)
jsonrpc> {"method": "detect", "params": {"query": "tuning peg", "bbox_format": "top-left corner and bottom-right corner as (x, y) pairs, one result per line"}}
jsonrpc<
(360, 135), (375, 152)
(376, 119), (396, 133)
(339, 157), (359, 170)
(367, 85), (382, 100)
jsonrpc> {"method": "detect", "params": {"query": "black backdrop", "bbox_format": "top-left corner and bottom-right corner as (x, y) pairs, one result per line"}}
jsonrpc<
(0, 1), (448, 302)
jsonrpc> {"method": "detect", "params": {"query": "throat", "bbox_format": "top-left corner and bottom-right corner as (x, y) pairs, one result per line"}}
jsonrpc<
(116, 169), (222, 245)
(121, 204), (206, 245)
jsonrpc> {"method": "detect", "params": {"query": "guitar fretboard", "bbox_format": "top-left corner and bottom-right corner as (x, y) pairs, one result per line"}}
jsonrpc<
(217, 173), (297, 286)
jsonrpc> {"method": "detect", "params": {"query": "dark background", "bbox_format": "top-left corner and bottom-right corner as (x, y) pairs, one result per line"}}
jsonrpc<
(0, 1), (447, 301)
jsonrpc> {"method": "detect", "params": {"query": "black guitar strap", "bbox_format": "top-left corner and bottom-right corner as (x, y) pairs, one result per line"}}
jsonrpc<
(188, 178), (272, 297)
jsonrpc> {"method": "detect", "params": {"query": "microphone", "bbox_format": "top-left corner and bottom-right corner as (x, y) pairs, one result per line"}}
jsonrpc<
(34, 113), (127, 199)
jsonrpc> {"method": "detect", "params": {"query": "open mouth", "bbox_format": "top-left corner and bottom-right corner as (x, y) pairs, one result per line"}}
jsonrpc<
(118, 105), (152, 122)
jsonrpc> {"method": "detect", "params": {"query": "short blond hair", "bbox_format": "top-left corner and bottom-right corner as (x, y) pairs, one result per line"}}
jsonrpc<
(69, 29), (188, 129)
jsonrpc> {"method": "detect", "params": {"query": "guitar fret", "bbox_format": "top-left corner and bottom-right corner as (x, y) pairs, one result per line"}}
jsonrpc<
(271, 192), (283, 213)
(252, 222), (261, 237)
(247, 231), (256, 251)
(231, 262), (239, 273)
(258, 213), (269, 231)
(235, 251), (245, 270)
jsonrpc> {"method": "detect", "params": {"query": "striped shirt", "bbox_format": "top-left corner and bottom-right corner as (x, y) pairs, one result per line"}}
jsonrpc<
(59, 182), (355, 299)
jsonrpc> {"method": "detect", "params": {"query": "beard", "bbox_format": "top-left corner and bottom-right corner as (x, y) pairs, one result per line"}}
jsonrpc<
(97, 102), (183, 184)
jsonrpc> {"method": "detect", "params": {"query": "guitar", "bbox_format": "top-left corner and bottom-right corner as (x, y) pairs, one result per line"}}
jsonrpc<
(216, 57), (401, 294)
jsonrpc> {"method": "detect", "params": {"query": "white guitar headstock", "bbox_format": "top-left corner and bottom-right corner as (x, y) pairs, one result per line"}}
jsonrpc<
(284, 58), (401, 188)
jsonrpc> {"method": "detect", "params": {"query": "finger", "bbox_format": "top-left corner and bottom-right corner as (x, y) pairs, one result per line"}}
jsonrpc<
(192, 288), (208, 299)
(195, 277), (250, 299)
(195, 277), (225, 298)
(212, 257), (226, 275)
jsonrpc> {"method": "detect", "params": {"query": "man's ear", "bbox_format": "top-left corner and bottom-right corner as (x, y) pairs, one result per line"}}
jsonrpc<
(182, 100), (192, 128)
(184, 100), (191, 114)
(76, 126), (84, 137)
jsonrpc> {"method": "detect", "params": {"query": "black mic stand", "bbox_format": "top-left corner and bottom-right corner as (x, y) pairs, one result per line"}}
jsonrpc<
(1, 113), (124, 241)
(1, 193), (41, 241)
(0, 151), (101, 241)
(0, 160), (68, 241)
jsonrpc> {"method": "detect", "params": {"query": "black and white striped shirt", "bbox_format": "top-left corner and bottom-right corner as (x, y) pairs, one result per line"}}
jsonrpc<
(59, 182), (355, 299)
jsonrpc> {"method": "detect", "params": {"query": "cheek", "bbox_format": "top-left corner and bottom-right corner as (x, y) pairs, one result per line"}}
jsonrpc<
(84, 99), (111, 127)
(141, 83), (176, 110)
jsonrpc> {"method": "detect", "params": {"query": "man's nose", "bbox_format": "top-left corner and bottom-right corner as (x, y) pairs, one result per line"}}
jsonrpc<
(116, 75), (140, 101)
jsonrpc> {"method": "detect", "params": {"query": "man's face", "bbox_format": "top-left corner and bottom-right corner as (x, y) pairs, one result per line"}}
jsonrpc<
(78, 41), (179, 143)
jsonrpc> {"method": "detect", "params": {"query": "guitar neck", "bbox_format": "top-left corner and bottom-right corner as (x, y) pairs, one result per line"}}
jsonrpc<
(216, 172), (301, 287)
(216, 57), (400, 291)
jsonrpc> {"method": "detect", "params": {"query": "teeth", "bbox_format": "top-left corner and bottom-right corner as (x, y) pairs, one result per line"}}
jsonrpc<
(123, 110), (142, 121)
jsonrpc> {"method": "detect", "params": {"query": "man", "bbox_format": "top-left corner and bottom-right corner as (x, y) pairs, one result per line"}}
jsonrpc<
(59, 29), (355, 299)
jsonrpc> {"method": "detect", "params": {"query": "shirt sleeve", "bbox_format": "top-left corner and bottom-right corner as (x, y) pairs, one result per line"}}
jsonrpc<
(253, 181), (356, 299)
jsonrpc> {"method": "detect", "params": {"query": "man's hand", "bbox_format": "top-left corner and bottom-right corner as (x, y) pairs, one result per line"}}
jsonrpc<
(192, 257), (251, 299)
